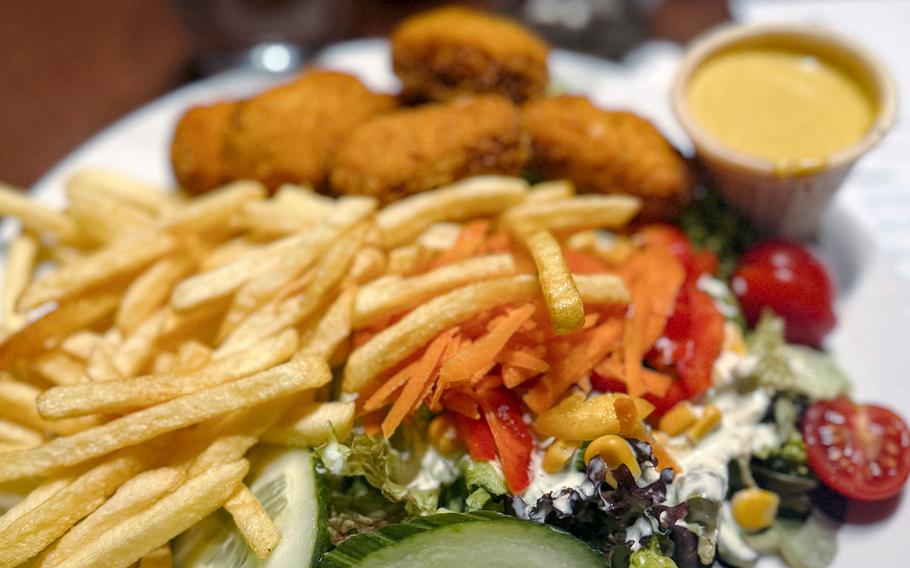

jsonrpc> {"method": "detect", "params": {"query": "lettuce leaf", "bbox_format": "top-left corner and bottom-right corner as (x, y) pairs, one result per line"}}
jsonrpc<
(316, 432), (439, 516)
(745, 312), (850, 400)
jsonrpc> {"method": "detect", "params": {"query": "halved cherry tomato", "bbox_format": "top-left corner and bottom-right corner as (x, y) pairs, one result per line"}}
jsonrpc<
(732, 240), (836, 347)
(802, 397), (910, 501)
(454, 413), (496, 462)
(477, 388), (533, 493)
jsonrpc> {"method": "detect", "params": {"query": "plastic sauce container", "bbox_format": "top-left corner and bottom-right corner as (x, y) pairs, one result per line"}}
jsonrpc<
(672, 24), (897, 238)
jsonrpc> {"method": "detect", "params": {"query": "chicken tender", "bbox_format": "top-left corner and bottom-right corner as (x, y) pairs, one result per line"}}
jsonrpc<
(170, 101), (237, 194)
(392, 7), (549, 103)
(331, 95), (529, 202)
(224, 70), (397, 190)
(522, 96), (693, 219)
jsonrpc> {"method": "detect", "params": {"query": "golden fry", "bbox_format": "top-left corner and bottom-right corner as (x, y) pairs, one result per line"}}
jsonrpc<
(52, 460), (249, 568)
(523, 229), (584, 335)
(0, 357), (329, 482)
(224, 484), (280, 559)
(38, 329), (298, 418)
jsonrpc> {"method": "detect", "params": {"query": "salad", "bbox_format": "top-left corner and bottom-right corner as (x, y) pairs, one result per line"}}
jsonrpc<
(177, 185), (910, 568)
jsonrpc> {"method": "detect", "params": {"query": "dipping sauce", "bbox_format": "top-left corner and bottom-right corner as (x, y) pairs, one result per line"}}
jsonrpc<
(686, 47), (875, 167)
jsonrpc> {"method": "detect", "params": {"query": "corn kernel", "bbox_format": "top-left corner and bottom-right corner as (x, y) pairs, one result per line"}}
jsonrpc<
(658, 401), (697, 436)
(686, 405), (722, 443)
(543, 439), (580, 474)
(428, 414), (463, 456)
(731, 488), (780, 532)
(584, 434), (641, 481)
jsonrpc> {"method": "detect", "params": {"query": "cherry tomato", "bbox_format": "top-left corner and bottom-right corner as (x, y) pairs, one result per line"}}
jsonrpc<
(732, 240), (836, 347)
(802, 397), (910, 501)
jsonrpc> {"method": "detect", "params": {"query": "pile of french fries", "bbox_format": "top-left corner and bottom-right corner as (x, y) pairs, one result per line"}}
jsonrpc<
(0, 170), (640, 568)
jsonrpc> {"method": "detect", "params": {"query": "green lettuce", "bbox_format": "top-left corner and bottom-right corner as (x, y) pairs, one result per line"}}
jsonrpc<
(316, 433), (439, 516)
(744, 313), (850, 400)
(630, 539), (678, 568)
(462, 460), (507, 511)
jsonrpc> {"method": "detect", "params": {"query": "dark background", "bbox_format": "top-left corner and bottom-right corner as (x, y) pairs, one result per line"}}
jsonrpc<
(0, 0), (727, 188)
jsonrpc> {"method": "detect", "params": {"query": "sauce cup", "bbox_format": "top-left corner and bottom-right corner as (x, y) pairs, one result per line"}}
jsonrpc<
(672, 23), (898, 238)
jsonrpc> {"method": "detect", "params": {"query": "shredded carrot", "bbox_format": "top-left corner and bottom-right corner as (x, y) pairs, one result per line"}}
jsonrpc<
(562, 248), (610, 274)
(432, 220), (490, 267)
(502, 365), (534, 388)
(497, 349), (550, 374)
(483, 230), (513, 254)
(593, 356), (673, 398)
(441, 390), (481, 419)
(382, 329), (453, 437)
(620, 246), (686, 397)
(422, 332), (463, 413)
(647, 432), (681, 474)
(438, 304), (535, 387)
(523, 318), (625, 414)
(363, 359), (419, 412)
(360, 410), (384, 436)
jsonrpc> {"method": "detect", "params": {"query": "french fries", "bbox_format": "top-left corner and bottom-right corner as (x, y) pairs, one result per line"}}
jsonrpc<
(521, 229), (584, 335)
(0, 183), (82, 244)
(261, 401), (355, 447)
(65, 168), (177, 215)
(0, 357), (329, 482)
(18, 230), (175, 311)
(224, 484), (281, 558)
(38, 329), (298, 418)
(0, 167), (644, 565)
(0, 446), (156, 568)
(502, 194), (641, 234)
(117, 255), (195, 335)
(1, 234), (37, 331)
(53, 459), (249, 568)
(353, 254), (516, 329)
(377, 176), (528, 248)
(33, 466), (185, 567)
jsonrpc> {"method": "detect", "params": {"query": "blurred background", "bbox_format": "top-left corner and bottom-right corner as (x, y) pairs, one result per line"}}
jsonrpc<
(0, 0), (729, 188)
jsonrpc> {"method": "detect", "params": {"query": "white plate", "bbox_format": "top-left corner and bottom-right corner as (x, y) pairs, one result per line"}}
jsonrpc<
(10, 38), (910, 566)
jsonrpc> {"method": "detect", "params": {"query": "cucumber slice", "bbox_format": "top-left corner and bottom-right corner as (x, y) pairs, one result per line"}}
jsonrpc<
(320, 511), (604, 568)
(174, 446), (327, 568)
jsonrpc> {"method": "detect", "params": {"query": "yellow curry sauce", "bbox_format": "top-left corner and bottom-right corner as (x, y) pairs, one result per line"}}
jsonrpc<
(687, 47), (875, 169)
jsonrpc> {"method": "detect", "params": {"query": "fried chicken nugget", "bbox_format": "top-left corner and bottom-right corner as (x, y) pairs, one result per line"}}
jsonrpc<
(224, 70), (397, 190)
(522, 96), (693, 219)
(391, 7), (549, 103)
(170, 101), (237, 194)
(331, 95), (530, 202)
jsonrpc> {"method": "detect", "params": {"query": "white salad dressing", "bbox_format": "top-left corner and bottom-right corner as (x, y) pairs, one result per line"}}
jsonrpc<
(668, 353), (776, 505)
(521, 445), (586, 505)
(407, 447), (460, 491)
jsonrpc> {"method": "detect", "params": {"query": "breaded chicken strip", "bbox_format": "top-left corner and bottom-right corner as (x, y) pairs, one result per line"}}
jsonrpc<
(331, 95), (529, 202)
(392, 7), (549, 103)
(170, 101), (237, 194)
(522, 96), (693, 219)
(224, 70), (397, 190)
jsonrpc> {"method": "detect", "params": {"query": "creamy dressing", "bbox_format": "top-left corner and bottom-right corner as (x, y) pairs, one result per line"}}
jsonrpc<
(521, 446), (586, 504)
(668, 352), (775, 505)
(407, 447), (460, 491)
